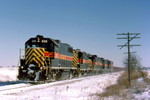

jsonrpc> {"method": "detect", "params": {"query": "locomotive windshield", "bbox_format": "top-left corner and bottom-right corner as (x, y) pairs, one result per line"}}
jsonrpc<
(25, 36), (58, 52)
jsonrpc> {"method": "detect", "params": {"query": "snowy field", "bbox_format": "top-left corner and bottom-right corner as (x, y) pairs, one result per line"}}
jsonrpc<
(0, 67), (18, 82)
(0, 67), (150, 100)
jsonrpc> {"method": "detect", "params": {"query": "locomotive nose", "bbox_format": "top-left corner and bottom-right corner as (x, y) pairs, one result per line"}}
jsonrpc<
(25, 48), (45, 67)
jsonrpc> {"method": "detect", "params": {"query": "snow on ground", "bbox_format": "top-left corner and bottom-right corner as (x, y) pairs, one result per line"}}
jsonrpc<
(0, 68), (150, 100)
(133, 78), (150, 99)
(0, 67), (18, 82)
(147, 70), (150, 78)
(133, 70), (150, 99)
(105, 70), (150, 100)
(0, 70), (122, 100)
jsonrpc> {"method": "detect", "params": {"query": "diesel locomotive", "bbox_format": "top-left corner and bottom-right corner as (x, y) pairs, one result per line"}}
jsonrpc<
(18, 35), (113, 82)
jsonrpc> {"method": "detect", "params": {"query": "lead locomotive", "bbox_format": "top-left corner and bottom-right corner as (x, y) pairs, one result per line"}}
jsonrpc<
(18, 35), (113, 82)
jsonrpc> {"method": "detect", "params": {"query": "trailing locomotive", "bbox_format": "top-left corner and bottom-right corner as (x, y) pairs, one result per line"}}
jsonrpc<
(18, 35), (113, 82)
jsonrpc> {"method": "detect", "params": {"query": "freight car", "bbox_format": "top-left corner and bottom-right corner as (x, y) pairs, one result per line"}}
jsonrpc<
(18, 35), (113, 82)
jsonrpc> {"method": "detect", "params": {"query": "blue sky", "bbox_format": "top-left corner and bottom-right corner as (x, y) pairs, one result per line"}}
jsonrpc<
(0, 0), (149, 67)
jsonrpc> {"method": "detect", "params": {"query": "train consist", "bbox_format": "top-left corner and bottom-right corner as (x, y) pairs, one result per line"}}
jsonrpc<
(18, 35), (113, 82)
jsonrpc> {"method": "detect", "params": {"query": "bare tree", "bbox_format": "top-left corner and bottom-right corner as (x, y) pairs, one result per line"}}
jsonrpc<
(123, 54), (142, 71)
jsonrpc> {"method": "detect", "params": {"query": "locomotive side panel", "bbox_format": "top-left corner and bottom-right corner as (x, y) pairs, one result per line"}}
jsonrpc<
(58, 42), (73, 67)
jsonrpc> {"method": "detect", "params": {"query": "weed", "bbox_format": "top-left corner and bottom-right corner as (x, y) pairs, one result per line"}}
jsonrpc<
(100, 70), (149, 97)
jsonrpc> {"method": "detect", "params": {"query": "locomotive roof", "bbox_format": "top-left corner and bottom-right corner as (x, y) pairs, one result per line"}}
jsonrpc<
(25, 35), (74, 48)
(25, 35), (59, 46)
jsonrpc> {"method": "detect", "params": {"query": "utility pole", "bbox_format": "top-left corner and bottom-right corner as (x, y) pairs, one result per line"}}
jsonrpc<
(117, 32), (140, 86)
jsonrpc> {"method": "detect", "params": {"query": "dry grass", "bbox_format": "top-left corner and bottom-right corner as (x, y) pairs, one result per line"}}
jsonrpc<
(100, 70), (149, 97)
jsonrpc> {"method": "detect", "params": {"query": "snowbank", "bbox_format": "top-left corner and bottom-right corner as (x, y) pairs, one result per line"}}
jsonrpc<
(0, 72), (122, 100)
(0, 67), (18, 81)
(0, 68), (150, 100)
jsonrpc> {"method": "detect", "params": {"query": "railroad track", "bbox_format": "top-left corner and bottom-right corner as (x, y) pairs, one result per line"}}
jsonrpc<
(0, 81), (35, 95)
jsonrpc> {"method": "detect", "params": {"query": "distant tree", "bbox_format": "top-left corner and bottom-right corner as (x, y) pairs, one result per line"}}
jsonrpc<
(123, 54), (142, 71)
(12, 65), (16, 67)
